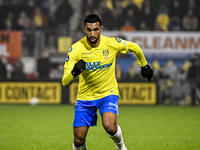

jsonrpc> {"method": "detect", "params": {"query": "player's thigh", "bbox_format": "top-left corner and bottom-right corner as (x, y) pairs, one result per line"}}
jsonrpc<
(99, 95), (119, 133)
(102, 112), (118, 134)
(102, 112), (117, 126)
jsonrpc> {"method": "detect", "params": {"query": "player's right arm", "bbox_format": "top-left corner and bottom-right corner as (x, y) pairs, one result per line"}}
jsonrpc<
(62, 66), (76, 87)
(62, 48), (76, 87)
(62, 45), (84, 87)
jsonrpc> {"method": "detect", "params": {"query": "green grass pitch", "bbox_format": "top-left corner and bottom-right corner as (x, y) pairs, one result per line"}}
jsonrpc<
(0, 105), (200, 150)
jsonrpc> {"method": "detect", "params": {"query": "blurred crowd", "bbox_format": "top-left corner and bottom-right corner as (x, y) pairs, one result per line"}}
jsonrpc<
(0, 50), (63, 80)
(115, 53), (200, 105)
(79, 0), (200, 31)
(0, 0), (73, 33)
(0, 0), (200, 32)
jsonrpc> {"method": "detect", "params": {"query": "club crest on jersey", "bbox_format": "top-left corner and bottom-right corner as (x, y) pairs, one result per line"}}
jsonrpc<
(115, 38), (121, 43)
(102, 49), (109, 57)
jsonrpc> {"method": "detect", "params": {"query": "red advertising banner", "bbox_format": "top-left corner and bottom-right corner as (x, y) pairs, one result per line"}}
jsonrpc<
(0, 31), (22, 59)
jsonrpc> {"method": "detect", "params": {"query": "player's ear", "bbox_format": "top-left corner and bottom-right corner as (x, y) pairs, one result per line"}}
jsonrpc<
(100, 25), (104, 31)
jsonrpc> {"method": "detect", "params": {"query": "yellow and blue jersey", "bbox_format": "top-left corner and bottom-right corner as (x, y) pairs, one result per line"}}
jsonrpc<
(62, 35), (147, 100)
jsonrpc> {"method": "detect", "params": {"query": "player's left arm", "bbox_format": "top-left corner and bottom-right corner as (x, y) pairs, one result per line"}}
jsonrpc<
(125, 41), (154, 81)
(126, 41), (147, 67)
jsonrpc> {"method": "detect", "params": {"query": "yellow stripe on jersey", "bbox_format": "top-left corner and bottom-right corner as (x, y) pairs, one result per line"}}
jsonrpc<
(62, 35), (147, 100)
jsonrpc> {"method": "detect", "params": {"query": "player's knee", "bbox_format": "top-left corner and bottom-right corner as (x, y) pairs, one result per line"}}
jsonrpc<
(74, 137), (85, 147)
(103, 122), (117, 135)
(74, 134), (86, 147)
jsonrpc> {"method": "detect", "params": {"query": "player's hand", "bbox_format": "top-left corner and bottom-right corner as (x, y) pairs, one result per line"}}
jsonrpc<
(71, 59), (86, 77)
(141, 64), (154, 82)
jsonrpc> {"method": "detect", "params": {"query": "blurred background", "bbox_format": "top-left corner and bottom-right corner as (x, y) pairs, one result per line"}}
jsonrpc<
(0, 0), (200, 106)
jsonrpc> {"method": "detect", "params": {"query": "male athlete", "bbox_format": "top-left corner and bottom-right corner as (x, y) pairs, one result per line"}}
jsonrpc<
(62, 14), (153, 150)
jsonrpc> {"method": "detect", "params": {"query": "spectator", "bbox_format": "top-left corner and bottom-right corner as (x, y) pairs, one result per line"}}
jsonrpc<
(99, 2), (116, 30)
(0, 57), (7, 79)
(132, 0), (144, 10)
(151, 59), (160, 76)
(24, 0), (36, 18)
(37, 50), (51, 79)
(112, 1), (126, 30)
(140, 5), (155, 30)
(55, 0), (73, 36)
(30, 7), (48, 29)
(155, 5), (170, 31)
(3, 12), (17, 30)
(187, 53), (200, 79)
(115, 62), (123, 81)
(44, 0), (57, 28)
(11, 59), (26, 79)
(182, 9), (198, 31)
(176, 67), (187, 80)
(17, 11), (31, 29)
(38, 0), (50, 15)
(182, 59), (190, 73)
(156, 66), (169, 79)
(187, 0), (198, 16)
(120, 20), (136, 31)
(171, 80), (187, 105)
(161, 79), (173, 105)
(163, 60), (178, 79)
(126, 61), (141, 81)
(154, 22), (163, 31)
(187, 53), (200, 106)
(104, 0), (114, 10)
(139, 20), (149, 31)
(169, 0), (183, 19)
(121, 0), (144, 10)
(0, 0), (7, 30)
(82, 0), (100, 14)
(51, 63), (64, 79)
(124, 7), (139, 30)
(126, 63), (135, 80)
(168, 15), (181, 31)
(8, 0), (22, 22)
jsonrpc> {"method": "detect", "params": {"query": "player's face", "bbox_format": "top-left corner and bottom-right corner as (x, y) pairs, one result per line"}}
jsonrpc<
(84, 22), (103, 46)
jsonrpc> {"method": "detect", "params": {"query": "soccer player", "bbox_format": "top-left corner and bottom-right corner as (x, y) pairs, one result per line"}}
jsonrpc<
(62, 14), (153, 150)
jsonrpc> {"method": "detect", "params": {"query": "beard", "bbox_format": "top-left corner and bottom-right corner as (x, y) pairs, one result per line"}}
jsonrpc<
(87, 36), (99, 44)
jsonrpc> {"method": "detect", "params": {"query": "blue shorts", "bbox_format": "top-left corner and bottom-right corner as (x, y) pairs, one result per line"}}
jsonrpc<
(73, 95), (119, 127)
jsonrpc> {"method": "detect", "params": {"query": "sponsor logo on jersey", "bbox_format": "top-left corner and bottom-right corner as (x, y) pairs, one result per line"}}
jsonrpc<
(102, 49), (109, 57)
(86, 61), (112, 70)
(66, 55), (69, 62)
(68, 47), (73, 52)
(115, 38), (121, 43)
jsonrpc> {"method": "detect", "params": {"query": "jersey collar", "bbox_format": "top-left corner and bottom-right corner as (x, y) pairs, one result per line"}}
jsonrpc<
(84, 35), (103, 50)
